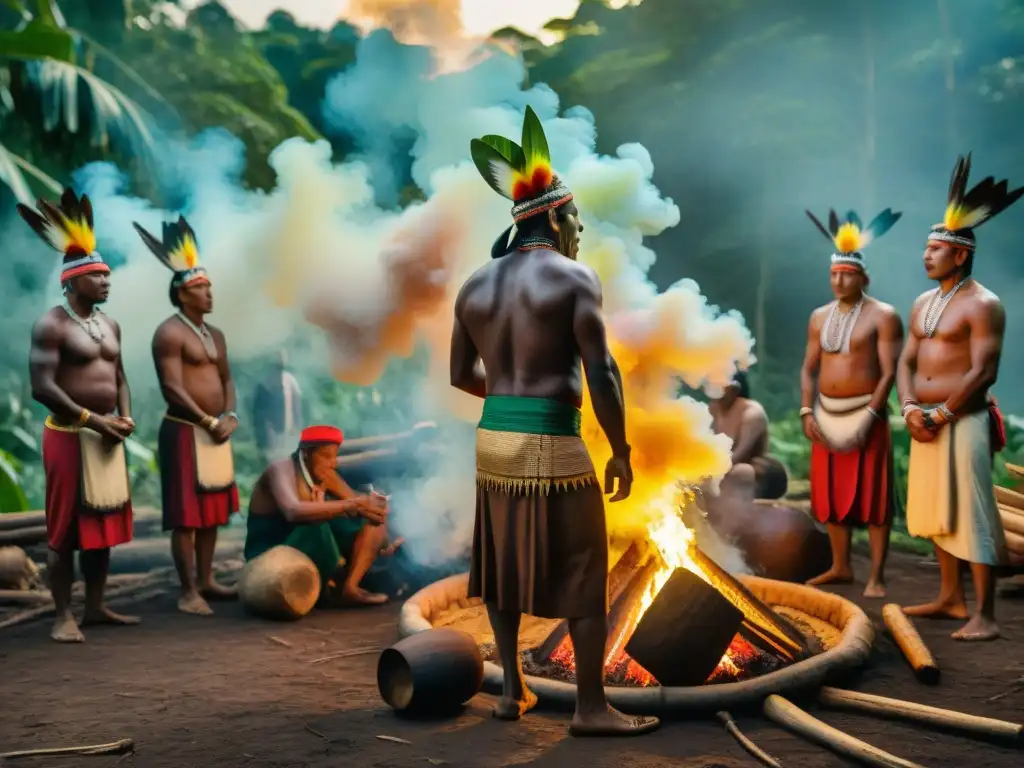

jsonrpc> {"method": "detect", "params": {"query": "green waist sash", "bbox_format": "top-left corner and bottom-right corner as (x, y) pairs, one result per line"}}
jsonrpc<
(478, 395), (581, 437)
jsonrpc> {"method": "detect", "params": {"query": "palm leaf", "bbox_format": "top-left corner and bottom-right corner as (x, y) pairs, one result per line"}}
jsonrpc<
(0, 449), (29, 513)
(75, 31), (172, 109)
(22, 58), (156, 158)
(0, 139), (62, 203)
(0, 21), (74, 62)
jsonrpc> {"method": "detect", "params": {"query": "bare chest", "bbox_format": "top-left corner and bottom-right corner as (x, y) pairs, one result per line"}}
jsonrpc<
(914, 301), (971, 344)
(815, 305), (878, 355)
(179, 327), (219, 366)
(61, 317), (120, 364)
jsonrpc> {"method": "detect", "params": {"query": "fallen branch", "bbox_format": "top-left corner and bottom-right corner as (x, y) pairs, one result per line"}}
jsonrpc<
(716, 711), (783, 768)
(0, 570), (171, 631)
(881, 604), (939, 685)
(0, 738), (133, 759)
(762, 694), (924, 768)
(819, 687), (1024, 745)
(0, 589), (52, 606)
(307, 646), (381, 664)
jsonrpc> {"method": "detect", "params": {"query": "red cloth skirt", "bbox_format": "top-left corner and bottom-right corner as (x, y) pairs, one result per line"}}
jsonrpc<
(810, 417), (893, 526)
(158, 418), (239, 531)
(42, 425), (134, 553)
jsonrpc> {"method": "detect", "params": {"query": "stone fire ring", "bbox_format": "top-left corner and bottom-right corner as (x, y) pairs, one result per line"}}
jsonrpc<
(398, 572), (875, 715)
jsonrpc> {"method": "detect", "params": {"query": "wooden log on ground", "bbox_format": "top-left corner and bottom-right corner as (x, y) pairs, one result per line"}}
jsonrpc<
(0, 589), (52, 606)
(1000, 507), (1024, 538)
(601, 556), (661, 664)
(625, 568), (743, 687)
(0, 511), (45, 531)
(881, 604), (939, 685)
(818, 687), (1024, 745)
(763, 694), (925, 768)
(1005, 530), (1024, 557)
(0, 525), (47, 547)
(238, 545), (320, 620)
(994, 485), (1024, 511)
(337, 422), (437, 455)
(108, 528), (244, 574)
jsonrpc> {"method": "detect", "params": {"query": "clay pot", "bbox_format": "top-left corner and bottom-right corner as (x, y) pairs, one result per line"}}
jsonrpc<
(377, 628), (483, 713)
(708, 501), (832, 583)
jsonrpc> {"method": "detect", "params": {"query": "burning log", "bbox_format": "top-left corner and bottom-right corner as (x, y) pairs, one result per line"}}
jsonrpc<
(881, 604), (939, 685)
(534, 540), (651, 663)
(763, 694), (925, 768)
(625, 568), (743, 687)
(690, 546), (808, 661)
(818, 687), (1024, 746)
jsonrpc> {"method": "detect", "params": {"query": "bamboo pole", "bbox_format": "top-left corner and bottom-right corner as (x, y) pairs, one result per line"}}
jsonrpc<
(818, 687), (1024, 745)
(1005, 530), (1024, 556)
(994, 485), (1024, 511)
(716, 711), (783, 768)
(0, 589), (52, 606)
(0, 525), (48, 547)
(762, 695), (925, 768)
(881, 604), (939, 685)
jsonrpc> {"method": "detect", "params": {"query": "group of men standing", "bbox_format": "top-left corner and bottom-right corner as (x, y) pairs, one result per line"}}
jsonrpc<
(800, 154), (1021, 642)
(21, 193), (240, 641)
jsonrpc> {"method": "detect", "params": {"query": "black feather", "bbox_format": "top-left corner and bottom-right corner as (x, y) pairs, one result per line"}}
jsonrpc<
(827, 209), (840, 236)
(805, 210), (834, 243)
(80, 194), (94, 230)
(132, 222), (173, 270)
(16, 203), (53, 246)
(948, 153), (972, 207)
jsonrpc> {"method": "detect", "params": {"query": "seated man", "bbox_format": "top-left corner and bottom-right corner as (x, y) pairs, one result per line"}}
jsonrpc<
(244, 425), (398, 606)
(709, 372), (788, 501)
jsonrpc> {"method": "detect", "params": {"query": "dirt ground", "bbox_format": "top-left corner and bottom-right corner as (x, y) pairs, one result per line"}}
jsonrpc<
(2, 550), (1023, 768)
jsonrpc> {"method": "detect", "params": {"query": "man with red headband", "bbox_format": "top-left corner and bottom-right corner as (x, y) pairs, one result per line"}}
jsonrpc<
(244, 425), (394, 606)
(799, 208), (904, 598)
(135, 217), (240, 616)
(20, 188), (139, 643)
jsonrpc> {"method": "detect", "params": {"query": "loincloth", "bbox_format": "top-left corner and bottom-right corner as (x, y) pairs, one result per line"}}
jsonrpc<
(41, 418), (133, 552)
(159, 415), (239, 531)
(906, 407), (1008, 566)
(810, 394), (893, 526)
(469, 396), (607, 619)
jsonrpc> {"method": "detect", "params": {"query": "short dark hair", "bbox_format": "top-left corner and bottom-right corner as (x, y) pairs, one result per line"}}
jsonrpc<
(732, 370), (750, 399)
(960, 248), (975, 277)
(169, 279), (182, 309)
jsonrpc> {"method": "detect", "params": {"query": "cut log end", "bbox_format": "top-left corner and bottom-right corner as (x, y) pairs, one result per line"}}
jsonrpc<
(625, 567), (743, 687)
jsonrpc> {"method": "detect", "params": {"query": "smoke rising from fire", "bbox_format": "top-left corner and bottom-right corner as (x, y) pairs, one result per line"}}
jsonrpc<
(6, 12), (754, 567)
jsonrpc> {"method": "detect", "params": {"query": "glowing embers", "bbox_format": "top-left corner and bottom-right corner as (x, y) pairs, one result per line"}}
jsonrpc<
(527, 540), (810, 687)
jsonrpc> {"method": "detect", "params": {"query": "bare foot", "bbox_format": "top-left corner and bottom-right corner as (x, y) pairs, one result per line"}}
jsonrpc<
(339, 586), (388, 607)
(81, 606), (141, 626)
(570, 707), (660, 737)
(200, 581), (238, 601)
(494, 688), (538, 721)
(51, 613), (84, 643)
(178, 591), (214, 616)
(807, 568), (854, 587)
(862, 580), (888, 599)
(903, 599), (969, 620)
(952, 614), (1001, 642)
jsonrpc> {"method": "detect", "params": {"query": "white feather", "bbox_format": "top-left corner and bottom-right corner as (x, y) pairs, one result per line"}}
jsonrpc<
(487, 158), (517, 200)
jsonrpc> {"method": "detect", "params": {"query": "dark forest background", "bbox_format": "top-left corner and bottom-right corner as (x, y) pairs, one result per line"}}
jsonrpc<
(3, 0), (1024, 521)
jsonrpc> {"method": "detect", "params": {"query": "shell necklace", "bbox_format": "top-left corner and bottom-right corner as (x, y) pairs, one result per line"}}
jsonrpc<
(62, 299), (105, 343)
(820, 298), (864, 354)
(922, 278), (966, 338)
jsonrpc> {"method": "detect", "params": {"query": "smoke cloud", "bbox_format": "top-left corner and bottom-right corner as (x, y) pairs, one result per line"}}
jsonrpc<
(2, 10), (754, 568)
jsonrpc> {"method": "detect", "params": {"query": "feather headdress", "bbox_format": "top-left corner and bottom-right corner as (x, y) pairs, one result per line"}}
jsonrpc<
(132, 216), (209, 290)
(928, 153), (1024, 250)
(805, 207), (902, 274)
(470, 106), (573, 224)
(16, 188), (109, 284)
